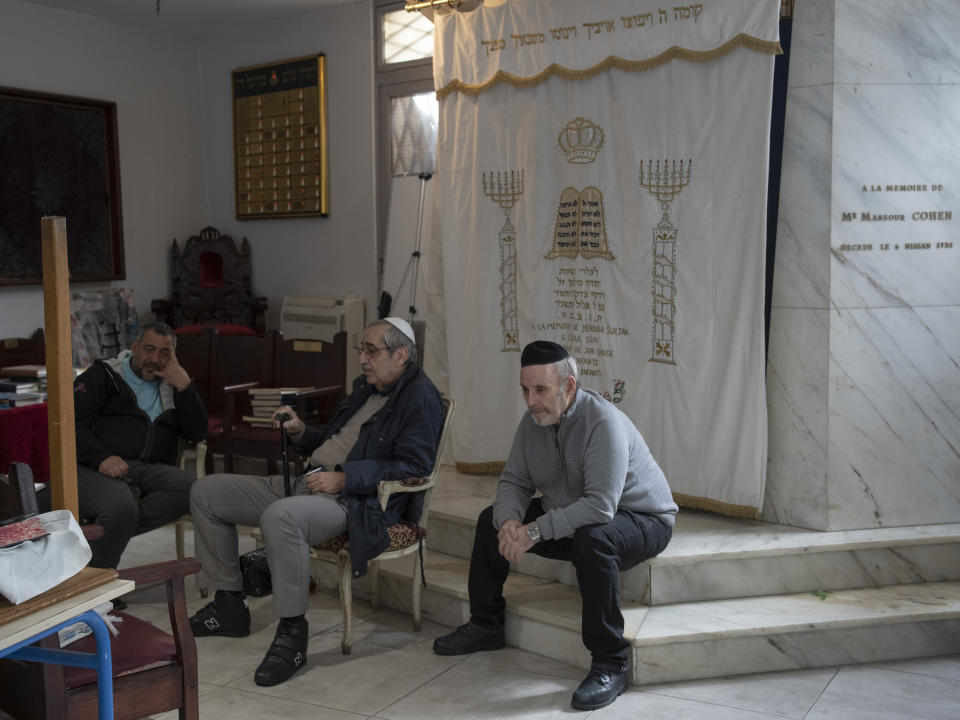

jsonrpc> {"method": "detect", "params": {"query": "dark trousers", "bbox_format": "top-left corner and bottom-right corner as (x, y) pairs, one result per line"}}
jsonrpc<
(38, 460), (195, 569)
(468, 499), (672, 670)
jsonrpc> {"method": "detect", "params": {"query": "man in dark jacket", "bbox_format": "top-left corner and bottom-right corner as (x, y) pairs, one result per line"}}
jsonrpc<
(39, 321), (208, 569)
(189, 318), (443, 687)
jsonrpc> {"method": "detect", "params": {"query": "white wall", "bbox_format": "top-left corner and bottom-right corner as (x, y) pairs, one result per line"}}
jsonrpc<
(195, 0), (378, 329)
(0, 0), (206, 337)
(0, 0), (378, 339)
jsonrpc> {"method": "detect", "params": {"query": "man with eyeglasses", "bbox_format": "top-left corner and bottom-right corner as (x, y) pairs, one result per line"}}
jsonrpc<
(432, 340), (677, 711)
(188, 318), (443, 687)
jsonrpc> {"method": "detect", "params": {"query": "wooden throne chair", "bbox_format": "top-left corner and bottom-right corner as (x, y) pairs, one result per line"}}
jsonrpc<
(151, 226), (268, 336)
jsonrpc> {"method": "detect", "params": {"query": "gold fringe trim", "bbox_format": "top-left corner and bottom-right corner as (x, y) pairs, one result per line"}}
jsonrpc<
(437, 33), (783, 100)
(455, 460), (506, 475)
(673, 492), (759, 519)
(438, 34), (782, 99)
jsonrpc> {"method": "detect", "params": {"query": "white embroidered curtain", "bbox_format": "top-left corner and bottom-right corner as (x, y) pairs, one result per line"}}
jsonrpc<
(434, 0), (780, 516)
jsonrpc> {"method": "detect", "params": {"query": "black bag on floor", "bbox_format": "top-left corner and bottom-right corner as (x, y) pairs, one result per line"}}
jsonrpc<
(240, 548), (272, 597)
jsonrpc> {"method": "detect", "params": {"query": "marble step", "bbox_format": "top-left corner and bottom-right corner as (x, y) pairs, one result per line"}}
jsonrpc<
(429, 485), (960, 605)
(311, 551), (960, 686)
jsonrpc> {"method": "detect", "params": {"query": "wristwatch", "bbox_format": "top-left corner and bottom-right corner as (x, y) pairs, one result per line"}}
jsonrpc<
(526, 523), (542, 543)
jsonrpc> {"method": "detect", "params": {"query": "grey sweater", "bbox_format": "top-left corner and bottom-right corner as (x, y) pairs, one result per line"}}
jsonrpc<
(492, 387), (678, 540)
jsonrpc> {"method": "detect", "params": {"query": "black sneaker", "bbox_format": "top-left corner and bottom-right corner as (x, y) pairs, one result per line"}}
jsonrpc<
(254, 619), (308, 686)
(189, 591), (251, 638)
(433, 621), (505, 655)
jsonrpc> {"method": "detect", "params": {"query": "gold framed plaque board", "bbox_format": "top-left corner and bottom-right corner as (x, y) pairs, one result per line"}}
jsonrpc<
(232, 54), (329, 219)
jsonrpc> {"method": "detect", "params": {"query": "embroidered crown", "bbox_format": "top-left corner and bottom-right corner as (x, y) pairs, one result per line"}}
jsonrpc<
(557, 117), (605, 164)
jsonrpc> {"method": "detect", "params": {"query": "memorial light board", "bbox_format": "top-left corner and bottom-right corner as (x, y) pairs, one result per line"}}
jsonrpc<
(233, 54), (329, 219)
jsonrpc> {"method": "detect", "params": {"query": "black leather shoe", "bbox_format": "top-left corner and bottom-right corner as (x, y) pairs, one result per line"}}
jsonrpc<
(254, 620), (308, 686)
(189, 591), (251, 638)
(571, 665), (630, 710)
(433, 622), (505, 655)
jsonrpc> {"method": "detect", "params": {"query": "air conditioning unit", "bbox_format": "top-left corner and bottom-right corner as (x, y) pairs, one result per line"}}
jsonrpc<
(280, 295), (365, 386)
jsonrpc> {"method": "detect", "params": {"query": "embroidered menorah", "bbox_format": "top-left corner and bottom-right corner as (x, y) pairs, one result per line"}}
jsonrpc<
(639, 159), (693, 366)
(482, 170), (525, 351)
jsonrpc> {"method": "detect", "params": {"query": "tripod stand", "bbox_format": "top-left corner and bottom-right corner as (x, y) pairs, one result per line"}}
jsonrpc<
(381, 171), (433, 324)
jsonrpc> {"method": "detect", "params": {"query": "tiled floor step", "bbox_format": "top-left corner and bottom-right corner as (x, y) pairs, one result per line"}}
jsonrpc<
(310, 551), (960, 686)
(430, 482), (960, 605)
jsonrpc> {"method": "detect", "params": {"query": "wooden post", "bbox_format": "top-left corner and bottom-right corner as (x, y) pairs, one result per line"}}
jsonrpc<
(41, 216), (79, 518)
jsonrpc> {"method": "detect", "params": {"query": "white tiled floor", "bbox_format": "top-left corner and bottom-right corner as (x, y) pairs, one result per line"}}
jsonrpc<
(119, 525), (960, 720)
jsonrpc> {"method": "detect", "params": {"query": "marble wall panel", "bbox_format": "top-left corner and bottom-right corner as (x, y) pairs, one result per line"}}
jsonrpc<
(787, 0), (836, 89)
(835, 0), (960, 85)
(764, 307), (830, 529)
(768, 0), (960, 530)
(772, 84), (834, 310)
(826, 306), (960, 529)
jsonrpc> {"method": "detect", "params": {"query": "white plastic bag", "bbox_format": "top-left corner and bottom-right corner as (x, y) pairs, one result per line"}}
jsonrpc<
(0, 510), (93, 604)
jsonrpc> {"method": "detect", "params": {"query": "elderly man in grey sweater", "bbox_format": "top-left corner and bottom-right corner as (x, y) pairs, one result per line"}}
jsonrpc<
(434, 340), (677, 711)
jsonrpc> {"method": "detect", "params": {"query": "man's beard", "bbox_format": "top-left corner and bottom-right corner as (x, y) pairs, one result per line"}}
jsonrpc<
(529, 389), (565, 427)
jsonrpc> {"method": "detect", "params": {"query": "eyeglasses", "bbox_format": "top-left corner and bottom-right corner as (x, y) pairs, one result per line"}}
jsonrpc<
(354, 343), (390, 358)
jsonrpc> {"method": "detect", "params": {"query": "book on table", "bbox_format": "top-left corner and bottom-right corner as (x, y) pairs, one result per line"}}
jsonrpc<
(0, 379), (39, 393)
(241, 415), (276, 427)
(247, 386), (313, 397)
(0, 392), (45, 409)
(0, 364), (47, 379)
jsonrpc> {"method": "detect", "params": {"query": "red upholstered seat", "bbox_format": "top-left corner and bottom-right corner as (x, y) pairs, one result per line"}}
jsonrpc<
(197, 251), (223, 288)
(0, 558), (201, 720)
(64, 611), (177, 689)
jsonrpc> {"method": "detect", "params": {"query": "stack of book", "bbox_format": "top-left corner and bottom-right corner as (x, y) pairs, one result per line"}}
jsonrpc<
(0, 364), (46, 394)
(242, 387), (314, 427)
(0, 391), (45, 410)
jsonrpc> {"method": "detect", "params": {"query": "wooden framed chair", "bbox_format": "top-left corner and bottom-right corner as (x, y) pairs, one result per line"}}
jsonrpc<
(174, 440), (207, 562)
(201, 331), (267, 474)
(310, 393), (454, 654)
(219, 330), (348, 475)
(170, 326), (216, 411)
(0, 558), (201, 720)
(0, 328), (46, 369)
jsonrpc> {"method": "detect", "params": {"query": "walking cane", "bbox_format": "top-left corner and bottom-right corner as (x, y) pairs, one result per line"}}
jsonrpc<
(275, 412), (293, 497)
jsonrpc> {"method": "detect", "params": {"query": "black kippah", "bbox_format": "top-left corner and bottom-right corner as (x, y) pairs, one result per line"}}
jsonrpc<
(521, 340), (569, 367)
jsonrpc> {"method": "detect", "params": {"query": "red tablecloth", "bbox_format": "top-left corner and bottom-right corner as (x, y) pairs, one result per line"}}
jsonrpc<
(0, 403), (49, 485)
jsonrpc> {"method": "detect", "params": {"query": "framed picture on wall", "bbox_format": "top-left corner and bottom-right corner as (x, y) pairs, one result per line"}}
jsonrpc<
(0, 86), (124, 285)
(232, 53), (330, 219)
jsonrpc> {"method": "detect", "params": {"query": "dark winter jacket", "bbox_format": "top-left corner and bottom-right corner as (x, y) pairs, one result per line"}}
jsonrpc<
(294, 360), (443, 577)
(73, 351), (209, 470)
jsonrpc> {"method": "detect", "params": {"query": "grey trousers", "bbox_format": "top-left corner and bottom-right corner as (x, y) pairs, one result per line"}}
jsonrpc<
(189, 472), (347, 618)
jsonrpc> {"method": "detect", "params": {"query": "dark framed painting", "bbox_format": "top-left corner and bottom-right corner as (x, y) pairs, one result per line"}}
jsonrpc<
(232, 53), (330, 219)
(0, 86), (124, 285)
